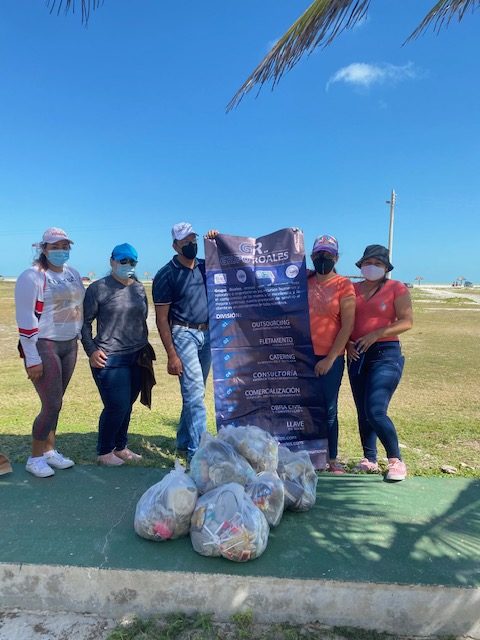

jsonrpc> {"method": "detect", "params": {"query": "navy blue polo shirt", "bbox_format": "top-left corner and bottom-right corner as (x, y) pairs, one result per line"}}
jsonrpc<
(152, 256), (209, 325)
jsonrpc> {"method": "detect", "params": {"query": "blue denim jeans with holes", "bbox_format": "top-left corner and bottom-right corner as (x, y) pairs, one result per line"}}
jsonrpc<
(172, 326), (211, 460)
(348, 341), (404, 462)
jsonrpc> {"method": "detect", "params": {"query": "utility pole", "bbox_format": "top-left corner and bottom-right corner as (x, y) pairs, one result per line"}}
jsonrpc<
(386, 189), (396, 279)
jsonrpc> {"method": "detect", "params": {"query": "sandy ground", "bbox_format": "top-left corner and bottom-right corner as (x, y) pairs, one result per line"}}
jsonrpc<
(420, 287), (480, 304)
(0, 610), (115, 640)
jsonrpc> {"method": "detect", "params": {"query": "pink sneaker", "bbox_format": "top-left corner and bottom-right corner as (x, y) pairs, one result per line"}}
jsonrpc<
(97, 452), (124, 466)
(354, 458), (380, 473)
(113, 448), (142, 462)
(386, 458), (407, 481)
(328, 461), (346, 475)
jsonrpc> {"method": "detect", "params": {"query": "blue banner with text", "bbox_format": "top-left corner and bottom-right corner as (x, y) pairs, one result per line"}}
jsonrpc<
(205, 228), (328, 469)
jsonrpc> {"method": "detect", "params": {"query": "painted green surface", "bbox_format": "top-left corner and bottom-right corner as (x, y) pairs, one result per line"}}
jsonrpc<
(1, 466), (479, 588)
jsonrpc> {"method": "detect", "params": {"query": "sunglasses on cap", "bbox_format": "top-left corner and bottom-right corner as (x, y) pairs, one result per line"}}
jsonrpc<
(118, 258), (138, 266)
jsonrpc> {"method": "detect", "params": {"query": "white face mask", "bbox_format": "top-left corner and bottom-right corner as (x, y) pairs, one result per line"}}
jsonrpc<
(361, 264), (386, 281)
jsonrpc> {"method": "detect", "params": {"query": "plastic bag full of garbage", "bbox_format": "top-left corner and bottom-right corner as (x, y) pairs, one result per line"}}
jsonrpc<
(134, 461), (198, 541)
(189, 432), (256, 494)
(246, 471), (284, 527)
(277, 445), (318, 512)
(217, 424), (278, 473)
(190, 482), (269, 562)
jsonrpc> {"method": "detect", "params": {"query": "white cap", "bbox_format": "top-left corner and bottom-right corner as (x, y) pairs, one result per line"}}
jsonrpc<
(41, 227), (74, 245)
(171, 222), (197, 242)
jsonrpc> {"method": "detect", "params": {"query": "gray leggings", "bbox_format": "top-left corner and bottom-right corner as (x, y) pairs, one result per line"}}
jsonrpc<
(31, 338), (78, 441)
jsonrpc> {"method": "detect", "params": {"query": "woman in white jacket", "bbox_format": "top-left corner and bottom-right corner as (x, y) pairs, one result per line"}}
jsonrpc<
(15, 227), (85, 478)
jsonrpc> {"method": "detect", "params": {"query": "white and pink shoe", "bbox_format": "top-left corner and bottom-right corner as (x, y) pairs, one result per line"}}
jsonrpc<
(97, 452), (124, 466)
(386, 458), (407, 481)
(354, 458), (380, 473)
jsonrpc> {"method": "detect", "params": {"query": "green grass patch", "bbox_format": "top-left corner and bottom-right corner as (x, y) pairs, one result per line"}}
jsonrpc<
(105, 612), (464, 639)
(0, 281), (478, 476)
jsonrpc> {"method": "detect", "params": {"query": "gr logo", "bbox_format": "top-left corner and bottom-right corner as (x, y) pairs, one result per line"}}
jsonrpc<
(239, 242), (264, 255)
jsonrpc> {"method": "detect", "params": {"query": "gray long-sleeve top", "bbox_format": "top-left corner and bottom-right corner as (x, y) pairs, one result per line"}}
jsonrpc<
(81, 275), (148, 357)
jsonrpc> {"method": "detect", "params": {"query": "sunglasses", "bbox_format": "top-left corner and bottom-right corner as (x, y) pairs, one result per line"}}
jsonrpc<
(118, 258), (138, 266)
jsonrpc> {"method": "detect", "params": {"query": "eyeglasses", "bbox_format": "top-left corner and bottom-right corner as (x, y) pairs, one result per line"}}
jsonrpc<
(118, 258), (138, 266)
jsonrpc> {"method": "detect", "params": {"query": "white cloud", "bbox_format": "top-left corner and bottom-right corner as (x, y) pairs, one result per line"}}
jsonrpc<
(326, 62), (418, 91)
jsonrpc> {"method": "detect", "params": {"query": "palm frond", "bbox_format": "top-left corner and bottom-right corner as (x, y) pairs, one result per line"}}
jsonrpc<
(227, 0), (370, 111)
(45, 0), (104, 24)
(406, 0), (480, 41)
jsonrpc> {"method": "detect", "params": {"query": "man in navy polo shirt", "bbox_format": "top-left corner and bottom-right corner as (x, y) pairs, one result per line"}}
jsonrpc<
(153, 222), (217, 460)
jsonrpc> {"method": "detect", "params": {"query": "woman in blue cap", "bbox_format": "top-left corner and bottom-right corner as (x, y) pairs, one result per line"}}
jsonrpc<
(81, 243), (148, 465)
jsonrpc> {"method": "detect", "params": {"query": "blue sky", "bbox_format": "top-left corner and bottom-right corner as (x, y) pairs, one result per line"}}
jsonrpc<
(1, 0), (479, 283)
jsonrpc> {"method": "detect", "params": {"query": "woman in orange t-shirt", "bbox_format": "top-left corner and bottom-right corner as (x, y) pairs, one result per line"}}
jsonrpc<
(348, 245), (413, 481)
(308, 234), (355, 473)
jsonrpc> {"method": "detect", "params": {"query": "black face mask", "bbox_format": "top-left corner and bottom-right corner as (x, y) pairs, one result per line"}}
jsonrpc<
(313, 256), (335, 275)
(181, 242), (198, 260)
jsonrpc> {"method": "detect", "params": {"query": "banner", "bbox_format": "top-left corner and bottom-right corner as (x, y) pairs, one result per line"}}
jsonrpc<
(204, 228), (328, 469)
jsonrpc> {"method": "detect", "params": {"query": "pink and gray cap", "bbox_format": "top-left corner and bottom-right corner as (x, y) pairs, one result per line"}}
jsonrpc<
(312, 234), (338, 255)
(40, 227), (74, 245)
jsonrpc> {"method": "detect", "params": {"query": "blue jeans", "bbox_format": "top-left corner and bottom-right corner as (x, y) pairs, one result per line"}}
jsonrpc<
(348, 342), (404, 462)
(91, 350), (142, 456)
(314, 355), (345, 460)
(172, 326), (211, 459)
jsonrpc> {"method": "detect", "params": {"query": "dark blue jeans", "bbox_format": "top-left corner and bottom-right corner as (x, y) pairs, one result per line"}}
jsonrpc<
(315, 355), (345, 460)
(91, 351), (142, 456)
(348, 342), (404, 462)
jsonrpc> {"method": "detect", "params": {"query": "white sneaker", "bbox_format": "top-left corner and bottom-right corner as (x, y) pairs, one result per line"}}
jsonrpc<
(44, 449), (75, 470)
(26, 456), (55, 478)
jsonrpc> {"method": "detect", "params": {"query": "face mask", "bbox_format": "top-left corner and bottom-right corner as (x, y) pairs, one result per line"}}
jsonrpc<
(113, 263), (135, 279)
(47, 250), (70, 267)
(313, 256), (335, 275)
(361, 264), (386, 281)
(181, 242), (198, 260)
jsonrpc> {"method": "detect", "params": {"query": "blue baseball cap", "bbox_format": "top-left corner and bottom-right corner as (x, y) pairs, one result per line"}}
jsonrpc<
(111, 243), (138, 261)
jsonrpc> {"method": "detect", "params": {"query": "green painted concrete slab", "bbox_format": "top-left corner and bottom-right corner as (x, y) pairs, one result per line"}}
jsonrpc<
(1, 465), (479, 588)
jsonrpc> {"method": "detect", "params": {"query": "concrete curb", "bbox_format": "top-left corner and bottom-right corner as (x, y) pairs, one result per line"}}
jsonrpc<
(2, 563), (479, 638)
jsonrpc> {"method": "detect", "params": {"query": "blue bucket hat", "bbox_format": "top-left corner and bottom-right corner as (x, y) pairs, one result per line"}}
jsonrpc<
(111, 243), (138, 262)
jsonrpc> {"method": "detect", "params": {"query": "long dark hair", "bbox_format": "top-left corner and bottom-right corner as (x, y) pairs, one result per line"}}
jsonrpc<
(33, 244), (49, 271)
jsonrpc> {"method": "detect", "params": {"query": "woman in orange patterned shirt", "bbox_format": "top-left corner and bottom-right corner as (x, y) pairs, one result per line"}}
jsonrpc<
(307, 235), (355, 473)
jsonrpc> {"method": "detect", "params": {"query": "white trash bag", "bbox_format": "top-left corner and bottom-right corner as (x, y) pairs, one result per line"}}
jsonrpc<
(217, 424), (278, 472)
(189, 432), (256, 495)
(277, 445), (318, 512)
(190, 482), (269, 562)
(134, 461), (198, 541)
(246, 471), (284, 527)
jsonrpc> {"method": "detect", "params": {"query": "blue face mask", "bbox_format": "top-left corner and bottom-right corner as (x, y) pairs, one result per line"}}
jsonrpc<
(47, 250), (70, 267)
(113, 263), (135, 279)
